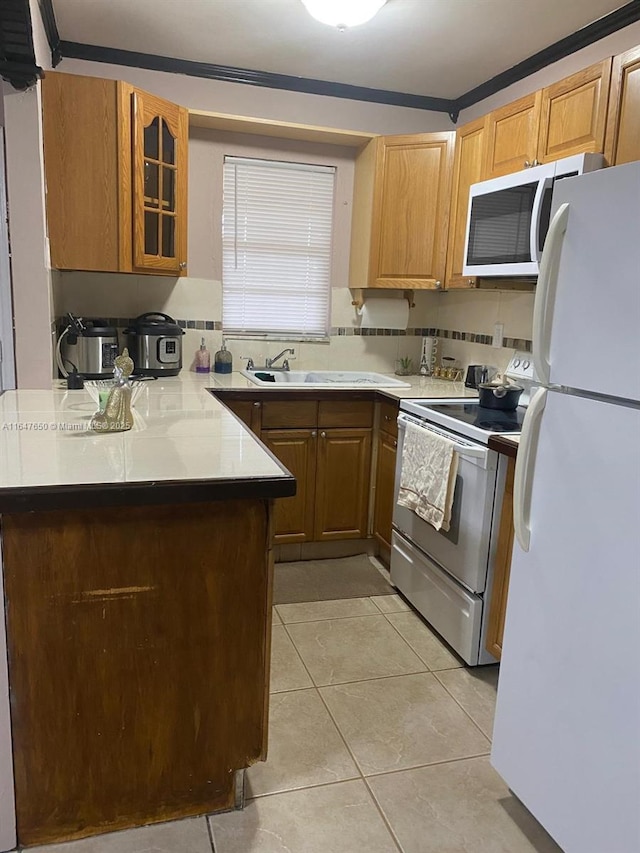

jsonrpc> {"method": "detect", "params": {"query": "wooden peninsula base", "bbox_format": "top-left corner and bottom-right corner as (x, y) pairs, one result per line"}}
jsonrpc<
(2, 498), (274, 847)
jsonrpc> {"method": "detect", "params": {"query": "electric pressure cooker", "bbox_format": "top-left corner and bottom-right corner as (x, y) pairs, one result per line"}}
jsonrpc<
(58, 314), (119, 379)
(124, 312), (184, 377)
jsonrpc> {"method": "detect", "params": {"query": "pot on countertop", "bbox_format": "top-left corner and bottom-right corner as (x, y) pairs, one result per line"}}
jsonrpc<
(124, 312), (185, 377)
(478, 381), (523, 411)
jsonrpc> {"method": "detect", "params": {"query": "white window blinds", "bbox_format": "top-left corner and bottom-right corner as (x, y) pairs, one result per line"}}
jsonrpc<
(222, 157), (335, 338)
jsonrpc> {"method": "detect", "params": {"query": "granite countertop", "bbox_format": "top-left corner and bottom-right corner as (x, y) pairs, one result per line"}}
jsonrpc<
(0, 377), (295, 512)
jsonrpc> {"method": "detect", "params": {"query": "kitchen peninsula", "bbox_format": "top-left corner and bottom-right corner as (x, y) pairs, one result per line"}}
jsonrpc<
(0, 382), (294, 847)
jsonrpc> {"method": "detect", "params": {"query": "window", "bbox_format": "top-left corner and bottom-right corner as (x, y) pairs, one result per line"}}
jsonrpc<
(222, 157), (335, 339)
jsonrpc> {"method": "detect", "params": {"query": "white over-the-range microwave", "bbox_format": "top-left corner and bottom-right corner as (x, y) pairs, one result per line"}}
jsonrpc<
(463, 153), (604, 278)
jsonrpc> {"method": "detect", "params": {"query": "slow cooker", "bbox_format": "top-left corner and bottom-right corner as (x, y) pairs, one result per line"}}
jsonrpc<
(124, 312), (184, 377)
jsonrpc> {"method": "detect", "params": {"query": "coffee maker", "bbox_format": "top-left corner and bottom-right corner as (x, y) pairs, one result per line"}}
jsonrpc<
(464, 365), (499, 389)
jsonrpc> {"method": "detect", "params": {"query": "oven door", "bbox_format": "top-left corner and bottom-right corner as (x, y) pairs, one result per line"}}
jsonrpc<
(463, 163), (555, 277)
(393, 415), (498, 593)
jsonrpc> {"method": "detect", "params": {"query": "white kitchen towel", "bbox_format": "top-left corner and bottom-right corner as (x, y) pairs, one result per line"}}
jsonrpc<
(397, 423), (459, 532)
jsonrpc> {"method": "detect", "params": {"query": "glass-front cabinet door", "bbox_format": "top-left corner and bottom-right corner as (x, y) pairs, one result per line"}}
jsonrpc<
(132, 90), (188, 275)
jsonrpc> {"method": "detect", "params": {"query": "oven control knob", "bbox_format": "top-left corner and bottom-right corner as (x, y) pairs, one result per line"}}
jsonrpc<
(513, 358), (521, 368)
(523, 360), (530, 370)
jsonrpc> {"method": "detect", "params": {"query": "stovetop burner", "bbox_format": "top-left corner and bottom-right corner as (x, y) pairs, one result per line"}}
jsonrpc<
(426, 402), (526, 433)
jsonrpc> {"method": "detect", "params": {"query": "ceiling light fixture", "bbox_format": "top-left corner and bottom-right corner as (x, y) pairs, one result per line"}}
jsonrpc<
(301, 0), (388, 29)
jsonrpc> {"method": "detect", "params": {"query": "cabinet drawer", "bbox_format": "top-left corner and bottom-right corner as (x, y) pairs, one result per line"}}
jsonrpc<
(318, 401), (374, 428)
(379, 399), (399, 438)
(261, 400), (318, 429)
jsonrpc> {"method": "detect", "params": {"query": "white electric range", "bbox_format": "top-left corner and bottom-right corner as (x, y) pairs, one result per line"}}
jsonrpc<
(391, 353), (535, 665)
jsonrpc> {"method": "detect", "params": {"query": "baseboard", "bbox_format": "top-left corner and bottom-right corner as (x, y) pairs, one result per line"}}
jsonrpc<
(274, 538), (378, 563)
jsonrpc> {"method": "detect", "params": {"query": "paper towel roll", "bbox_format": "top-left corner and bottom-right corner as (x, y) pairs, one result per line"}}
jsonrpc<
(358, 298), (409, 330)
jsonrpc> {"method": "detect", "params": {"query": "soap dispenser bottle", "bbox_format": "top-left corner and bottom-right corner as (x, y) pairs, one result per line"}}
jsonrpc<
(214, 339), (233, 374)
(195, 337), (211, 373)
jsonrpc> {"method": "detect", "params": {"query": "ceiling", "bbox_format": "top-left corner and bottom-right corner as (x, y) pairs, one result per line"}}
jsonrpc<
(52, 0), (628, 101)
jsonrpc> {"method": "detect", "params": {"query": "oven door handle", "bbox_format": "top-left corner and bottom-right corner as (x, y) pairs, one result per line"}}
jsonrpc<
(398, 416), (488, 460)
(451, 444), (486, 459)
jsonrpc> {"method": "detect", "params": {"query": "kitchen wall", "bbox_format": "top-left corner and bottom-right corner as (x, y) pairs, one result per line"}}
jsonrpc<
(53, 122), (531, 378)
(7, 50), (457, 388)
(52, 126), (444, 375)
(21, 14), (640, 385)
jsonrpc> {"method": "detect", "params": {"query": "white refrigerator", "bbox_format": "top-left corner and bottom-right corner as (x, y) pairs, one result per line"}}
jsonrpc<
(491, 162), (640, 853)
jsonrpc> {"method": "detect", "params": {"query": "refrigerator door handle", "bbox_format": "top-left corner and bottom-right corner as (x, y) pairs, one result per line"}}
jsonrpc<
(532, 202), (570, 386)
(513, 387), (547, 552)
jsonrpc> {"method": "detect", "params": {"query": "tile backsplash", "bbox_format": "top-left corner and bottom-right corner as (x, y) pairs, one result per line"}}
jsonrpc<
(53, 272), (534, 376)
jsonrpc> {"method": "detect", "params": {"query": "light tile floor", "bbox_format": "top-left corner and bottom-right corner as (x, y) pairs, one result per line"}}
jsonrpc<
(30, 592), (562, 853)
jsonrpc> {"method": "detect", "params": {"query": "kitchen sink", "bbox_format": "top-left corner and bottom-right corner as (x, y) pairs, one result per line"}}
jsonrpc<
(241, 370), (411, 388)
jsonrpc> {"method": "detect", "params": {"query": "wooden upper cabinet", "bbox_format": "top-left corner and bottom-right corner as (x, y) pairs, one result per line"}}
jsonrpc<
(605, 45), (640, 166)
(41, 72), (188, 276)
(483, 91), (542, 179)
(538, 60), (612, 163)
(349, 132), (455, 290)
(132, 90), (188, 274)
(444, 116), (487, 289)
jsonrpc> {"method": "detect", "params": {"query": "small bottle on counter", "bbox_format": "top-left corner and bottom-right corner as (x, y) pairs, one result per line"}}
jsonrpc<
(195, 337), (211, 373)
(214, 339), (233, 374)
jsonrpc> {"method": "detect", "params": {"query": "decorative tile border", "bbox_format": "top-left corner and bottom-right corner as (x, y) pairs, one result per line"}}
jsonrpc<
(331, 326), (532, 351)
(56, 317), (222, 331)
(56, 318), (531, 351)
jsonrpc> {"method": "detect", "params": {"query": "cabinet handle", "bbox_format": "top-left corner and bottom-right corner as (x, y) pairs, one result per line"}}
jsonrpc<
(524, 160), (531, 168)
(179, 261), (187, 270)
(311, 430), (317, 437)
(393, 440), (397, 448)
(253, 402), (261, 408)
(384, 415), (392, 422)
(320, 431), (326, 438)
(532, 158), (540, 167)
(435, 280), (442, 289)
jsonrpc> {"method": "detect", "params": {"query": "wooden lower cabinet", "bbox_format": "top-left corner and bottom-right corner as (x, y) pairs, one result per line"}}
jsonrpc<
(225, 399), (262, 434)
(3, 499), (272, 846)
(315, 429), (372, 540)
(486, 456), (516, 660)
(265, 426), (372, 543)
(373, 430), (397, 552)
(239, 398), (375, 544)
(262, 429), (317, 542)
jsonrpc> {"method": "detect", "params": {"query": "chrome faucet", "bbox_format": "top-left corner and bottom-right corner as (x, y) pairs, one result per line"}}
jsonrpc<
(266, 348), (295, 370)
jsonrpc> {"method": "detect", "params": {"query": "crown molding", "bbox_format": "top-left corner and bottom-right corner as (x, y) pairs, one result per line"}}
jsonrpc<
(455, 1), (640, 111)
(59, 41), (455, 113)
(38, 0), (62, 66)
